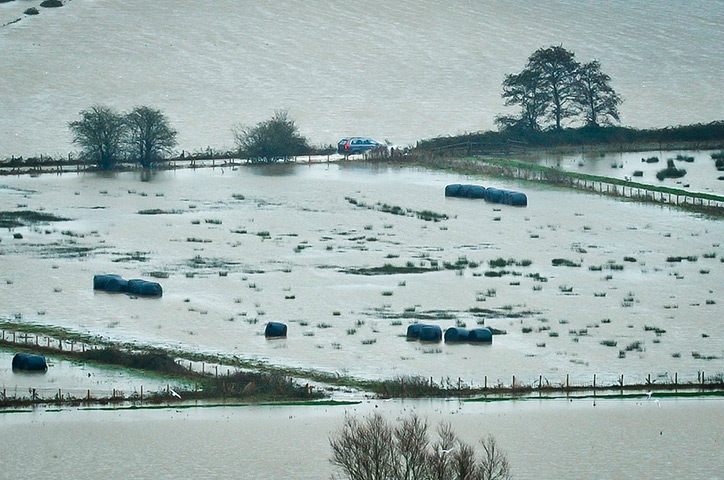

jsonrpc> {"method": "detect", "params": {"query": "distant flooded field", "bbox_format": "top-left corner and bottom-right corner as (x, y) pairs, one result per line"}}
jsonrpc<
(1, 162), (722, 392)
(2, 0), (724, 156)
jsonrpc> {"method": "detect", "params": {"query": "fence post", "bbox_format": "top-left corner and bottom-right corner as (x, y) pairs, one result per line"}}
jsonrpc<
(593, 374), (596, 389)
(674, 372), (678, 385)
(566, 374), (569, 389)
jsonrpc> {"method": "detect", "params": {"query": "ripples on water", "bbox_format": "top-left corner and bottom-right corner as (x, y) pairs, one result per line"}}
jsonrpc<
(1, 0), (724, 156)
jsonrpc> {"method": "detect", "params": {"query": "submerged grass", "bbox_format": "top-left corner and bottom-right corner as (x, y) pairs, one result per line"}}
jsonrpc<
(0, 210), (70, 228)
(341, 263), (438, 275)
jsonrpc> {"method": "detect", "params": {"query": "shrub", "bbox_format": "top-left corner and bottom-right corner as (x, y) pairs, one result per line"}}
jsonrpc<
(330, 413), (511, 480)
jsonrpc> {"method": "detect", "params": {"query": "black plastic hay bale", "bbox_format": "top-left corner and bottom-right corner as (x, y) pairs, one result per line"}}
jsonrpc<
(445, 184), (464, 197)
(444, 327), (469, 342)
(406, 323), (428, 339)
(445, 184), (487, 199)
(419, 325), (442, 342)
(501, 190), (527, 206)
(484, 187), (504, 203)
(93, 274), (128, 292)
(468, 328), (493, 343)
(12, 353), (48, 372)
(126, 279), (163, 297)
(265, 321), (287, 338)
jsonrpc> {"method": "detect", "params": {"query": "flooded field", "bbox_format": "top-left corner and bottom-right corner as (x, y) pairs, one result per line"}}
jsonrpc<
(1, 162), (722, 392)
(530, 149), (724, 195)
(1, 397), (722, 480)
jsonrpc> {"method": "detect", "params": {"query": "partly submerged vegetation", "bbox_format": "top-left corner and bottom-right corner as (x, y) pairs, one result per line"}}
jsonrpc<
(2, 319), (723, 409)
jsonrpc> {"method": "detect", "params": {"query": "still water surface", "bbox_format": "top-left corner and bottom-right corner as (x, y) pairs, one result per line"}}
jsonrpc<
(2, 0), (724, 156)
(0, 397), (722, 479)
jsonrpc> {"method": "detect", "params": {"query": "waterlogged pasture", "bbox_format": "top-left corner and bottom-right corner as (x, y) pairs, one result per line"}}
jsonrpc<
(531, 149), (724, 195)
(0, 162), (723, 390)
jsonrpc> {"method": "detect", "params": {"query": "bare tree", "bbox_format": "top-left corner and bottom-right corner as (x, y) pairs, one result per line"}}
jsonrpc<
(498, 68), (548, 133)
(526, 45), (581, 130)
(68, 104), (126, 170)
(125, 106), (177, 168)
(478, 435), (511, 480)
(577, 60), (622, 127)
(329, 413), (512, 480)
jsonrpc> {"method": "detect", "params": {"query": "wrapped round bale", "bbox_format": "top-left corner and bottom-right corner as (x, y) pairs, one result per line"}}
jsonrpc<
(406, 323), (429, 339)
(445, 184), (464, 197)
(265, 321), (287, 338)
(12, 353), (48, 372)
(484, 187), (504, 203)
(503, 191), (528, 206)
(445, 184), (486, 199)
(93, 274), (128, 292)
(468, 328), (493, 343)
(444, 327), (469, 342)
(467, 185), (486, 198)
(126, 279), (163, 297)
(419, 325), (442, 342)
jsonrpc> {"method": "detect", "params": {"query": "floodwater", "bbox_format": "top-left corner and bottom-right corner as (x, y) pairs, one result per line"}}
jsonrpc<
(1, 162), (722, 390)
(2, 1), (724, 477)
(0, 397), (723, 480)
(530, 149), (724, 195)
(2, 0), (724, 157)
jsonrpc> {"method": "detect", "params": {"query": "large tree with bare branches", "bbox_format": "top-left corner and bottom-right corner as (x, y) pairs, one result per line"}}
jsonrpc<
(329, 413), (512, 480)
(68, 104), (126, 170)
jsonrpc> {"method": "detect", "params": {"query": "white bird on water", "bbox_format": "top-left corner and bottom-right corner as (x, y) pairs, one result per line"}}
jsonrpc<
(646, 391), (653, 400)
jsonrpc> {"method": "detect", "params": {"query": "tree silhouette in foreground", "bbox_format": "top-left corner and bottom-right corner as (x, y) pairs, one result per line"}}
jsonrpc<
(329, 413), (512, 480)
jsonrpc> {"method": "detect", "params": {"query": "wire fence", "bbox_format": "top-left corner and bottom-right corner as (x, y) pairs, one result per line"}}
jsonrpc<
(3, 328), (722, 408)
